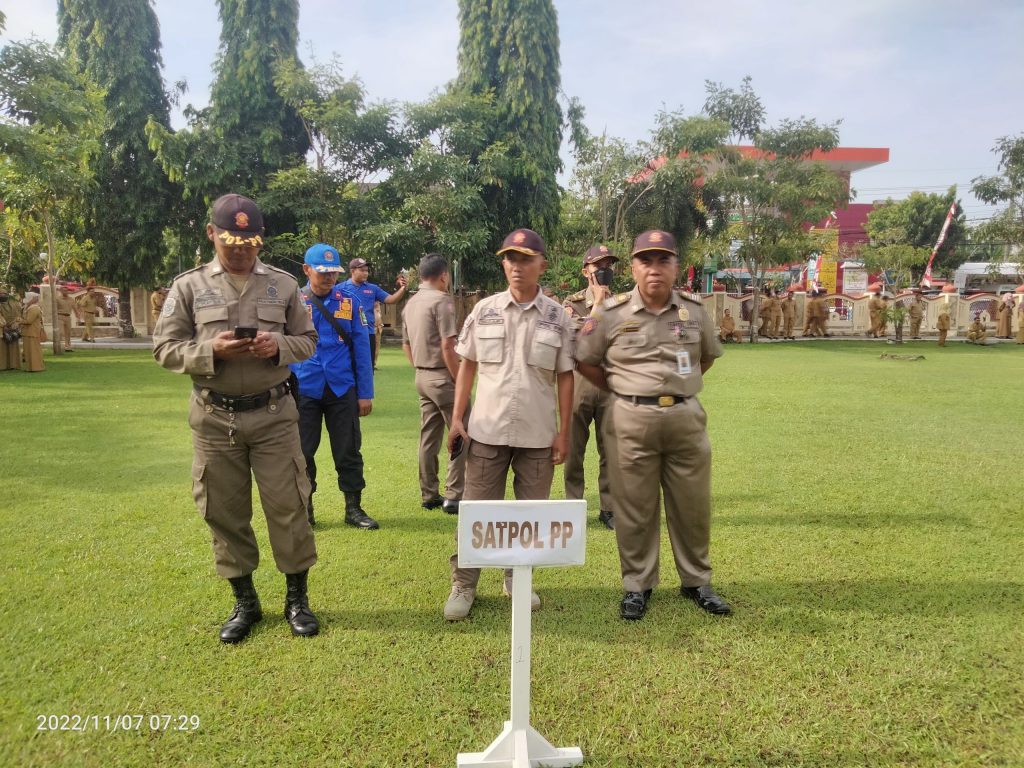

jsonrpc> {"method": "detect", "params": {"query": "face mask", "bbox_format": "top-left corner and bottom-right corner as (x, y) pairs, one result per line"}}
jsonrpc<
(595, 267), (614, 286)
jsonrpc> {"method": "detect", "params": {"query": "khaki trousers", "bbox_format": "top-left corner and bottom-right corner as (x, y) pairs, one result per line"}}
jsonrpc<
(909, 318), (922, 337)
(0, 338), (19, 370)
(938, 329), (948, 346)
(450, 440), (554, 589)
(415, 369), (467, 502)
(59, 314), (72, 349)
(603, 396), (713, 592)
(83, 314), (95, 341)
(783, 317), (795, 338)
(563, 372), (614, 513)
(189, 392), (315, 579)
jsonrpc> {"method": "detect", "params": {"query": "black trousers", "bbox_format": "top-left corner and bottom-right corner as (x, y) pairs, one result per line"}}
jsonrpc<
(297, 385), (365, 496)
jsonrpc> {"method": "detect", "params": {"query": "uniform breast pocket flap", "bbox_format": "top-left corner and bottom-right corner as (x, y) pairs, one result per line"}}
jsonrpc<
(475, 323), (506, 363)
(195, 305), (229, 326)
(256, 304), (287, 330)
(529, 327), (562, 370)
(618, 332), (647, 348)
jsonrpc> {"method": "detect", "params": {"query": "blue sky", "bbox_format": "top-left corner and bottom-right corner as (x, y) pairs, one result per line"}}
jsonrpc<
(4, 0), (1022, 223)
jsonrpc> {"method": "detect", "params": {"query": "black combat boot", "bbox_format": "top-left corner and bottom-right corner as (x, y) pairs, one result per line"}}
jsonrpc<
(220, 574), (263, 644)
(344, 491), (379, 530)
(306, 497), (316, 527)
(284, 570), (320, 637)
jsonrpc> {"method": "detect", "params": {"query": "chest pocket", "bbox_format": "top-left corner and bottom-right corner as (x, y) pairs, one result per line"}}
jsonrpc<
(475, 323), (505, 363)
(257, 304), (287, 331)
(196, 305), (228, 328)
(616, 332), (647, 349)
(529, 326), (562, 371)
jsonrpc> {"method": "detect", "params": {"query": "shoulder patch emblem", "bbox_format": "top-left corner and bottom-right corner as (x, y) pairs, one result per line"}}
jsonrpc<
(161, 295), (177, 317)
(580, 316), (598, 337)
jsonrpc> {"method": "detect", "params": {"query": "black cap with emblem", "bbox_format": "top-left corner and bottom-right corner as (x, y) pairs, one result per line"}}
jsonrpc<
(210, 194), (265, 247)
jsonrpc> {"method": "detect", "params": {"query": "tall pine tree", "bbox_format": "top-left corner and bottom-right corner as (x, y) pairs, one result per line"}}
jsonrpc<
(456, 0), (563, 245)
(147, 0), (309, 263)
(58, 0), (175, 335)
(206, 0), (308, 190)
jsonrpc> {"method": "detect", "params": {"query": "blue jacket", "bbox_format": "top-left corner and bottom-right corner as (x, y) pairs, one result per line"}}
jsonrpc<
(290, 283), (373, 401)
(341, 279), (390, 328)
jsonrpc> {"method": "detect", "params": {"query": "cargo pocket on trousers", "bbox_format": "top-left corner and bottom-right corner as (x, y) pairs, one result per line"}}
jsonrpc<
(468, 440), (499, 461)
(292, 455), (312, 509)
(191, 463), (209, 520)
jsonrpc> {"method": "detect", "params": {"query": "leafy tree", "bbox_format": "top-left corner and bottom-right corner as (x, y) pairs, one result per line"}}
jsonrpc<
(0, 40), (103, 352)
(858, 189), (964, 286)
(361, 90), (504, 289)
(259, 57), (409, 272)
(456, 0), (563, 248)
(147, 0), (309, 258)
(565, 106), (727, 271)
(700, 78), (847, 341)
(58, 0), (177, 336)
(971, 134), (1024, 263)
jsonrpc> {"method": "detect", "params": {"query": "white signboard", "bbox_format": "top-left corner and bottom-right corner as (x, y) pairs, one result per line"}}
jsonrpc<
(457, 500), (586, 569)
(843, 269), (868, 293)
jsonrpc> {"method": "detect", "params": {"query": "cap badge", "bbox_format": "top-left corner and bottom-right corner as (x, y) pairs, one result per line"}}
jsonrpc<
(234, 212), (249, 229)
(650, 232), (663, 243)
(325, 251), (334, 262)
(513, 232), (526, 244)
(600, 246), (608, 254)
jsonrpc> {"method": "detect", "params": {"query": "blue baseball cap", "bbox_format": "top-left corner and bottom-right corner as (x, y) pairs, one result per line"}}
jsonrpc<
(304, 243), (346, 273)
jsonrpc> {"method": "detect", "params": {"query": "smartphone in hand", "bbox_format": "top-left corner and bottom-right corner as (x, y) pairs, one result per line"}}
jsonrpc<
(450, 435), (465, 460)
(233, 326), (258, 339)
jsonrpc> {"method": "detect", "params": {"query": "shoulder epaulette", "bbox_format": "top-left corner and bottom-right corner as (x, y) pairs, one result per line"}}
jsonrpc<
(172, 264), (206, 282)
(567, 290), (586, 302)
(265, 264), (297, 279)
(603, 292), (631, 310)
(679, 290), (703, 304)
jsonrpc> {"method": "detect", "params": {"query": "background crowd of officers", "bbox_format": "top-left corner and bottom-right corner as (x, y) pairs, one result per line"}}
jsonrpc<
(0, 280), (110, 373)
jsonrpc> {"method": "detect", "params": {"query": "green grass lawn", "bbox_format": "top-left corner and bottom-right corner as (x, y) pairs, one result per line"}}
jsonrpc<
(1, 342), (1022, 767)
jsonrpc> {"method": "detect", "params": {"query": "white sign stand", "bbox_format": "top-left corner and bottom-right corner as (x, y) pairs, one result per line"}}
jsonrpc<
(456, 501), (585, 768)
(457, 566), (583, 768)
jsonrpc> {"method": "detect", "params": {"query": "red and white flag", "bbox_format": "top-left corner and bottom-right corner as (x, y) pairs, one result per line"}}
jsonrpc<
(922, 202), (957, 287)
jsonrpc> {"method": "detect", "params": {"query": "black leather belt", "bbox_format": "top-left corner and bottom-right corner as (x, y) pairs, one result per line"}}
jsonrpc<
(617, 394), (688, 407)
(195, 381), (291, 412)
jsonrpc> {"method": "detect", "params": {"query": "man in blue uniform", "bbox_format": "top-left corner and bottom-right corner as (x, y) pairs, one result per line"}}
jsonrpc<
(291, 244), (379, 530)
(342, 258), (407, 369)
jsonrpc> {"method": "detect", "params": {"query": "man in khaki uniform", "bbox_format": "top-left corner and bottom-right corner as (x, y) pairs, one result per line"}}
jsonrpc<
(718, 308), (742, 343)
(56, 286), (76, 351)
(966, 313), (988, 344)
(781, 291), (797, 339)
(0, 286), (21, 370)
(444, 228), (575, 621)
(868, 289), (887, 338)
(153, 194), (320, 644)
(77, 282), (101, 341)
(563, 244), (618, 530)
(908, 291), (925, 338)
(769, 287), (784, 337)
(401, 253), (466, 514)
(757, 288), (775, 338)
(936, 303), (952, 346)
(150, 287), (168, 327)
(577, 229), (731, 621)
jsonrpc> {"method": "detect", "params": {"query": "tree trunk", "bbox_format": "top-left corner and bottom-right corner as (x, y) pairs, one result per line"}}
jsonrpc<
(118, 280), (134, 338)
(894, 321), (904, 344)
